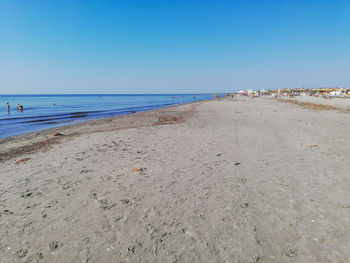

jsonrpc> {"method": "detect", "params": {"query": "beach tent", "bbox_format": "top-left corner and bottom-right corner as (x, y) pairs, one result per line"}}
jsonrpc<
(238, 90), (248, 96)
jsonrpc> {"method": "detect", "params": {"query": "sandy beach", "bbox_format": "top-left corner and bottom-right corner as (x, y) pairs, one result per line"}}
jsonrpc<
(1, 97), (350, 262)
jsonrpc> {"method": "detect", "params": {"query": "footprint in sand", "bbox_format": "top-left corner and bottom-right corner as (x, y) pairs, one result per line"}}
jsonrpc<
(49, 241), (63, 250)
(20, 191), (33, 198)
(16, 248), (28, 258)
(240, 202), (249, 208)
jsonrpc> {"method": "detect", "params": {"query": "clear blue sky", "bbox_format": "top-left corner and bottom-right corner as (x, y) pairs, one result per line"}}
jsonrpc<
(1, 0), (349, 94)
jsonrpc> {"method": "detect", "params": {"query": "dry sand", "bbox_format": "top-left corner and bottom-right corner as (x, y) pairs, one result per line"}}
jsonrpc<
(1, 98), (350, 262)
(286, 95), (350, 110)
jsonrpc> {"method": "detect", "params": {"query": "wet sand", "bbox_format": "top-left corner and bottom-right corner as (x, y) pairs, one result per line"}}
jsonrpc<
(1, 98), (350, 262)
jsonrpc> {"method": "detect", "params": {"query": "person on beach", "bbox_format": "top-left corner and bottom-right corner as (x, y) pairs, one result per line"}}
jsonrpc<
(6, 102), (10, 111)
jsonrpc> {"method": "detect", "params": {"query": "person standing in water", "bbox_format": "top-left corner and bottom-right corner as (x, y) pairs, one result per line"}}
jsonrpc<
(6, 102), (10, 111)
(17, 103), (23, 111)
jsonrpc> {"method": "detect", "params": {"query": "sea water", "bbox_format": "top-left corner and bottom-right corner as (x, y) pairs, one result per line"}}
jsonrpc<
(0, 94), (213, 139)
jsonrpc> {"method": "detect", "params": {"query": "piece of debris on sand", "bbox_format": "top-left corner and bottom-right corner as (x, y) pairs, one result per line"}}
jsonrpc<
(52, 132), (64, 136)
(304, 144), (318, 148)
(15, 158), (30, 164)
(131, 167), (147, 175)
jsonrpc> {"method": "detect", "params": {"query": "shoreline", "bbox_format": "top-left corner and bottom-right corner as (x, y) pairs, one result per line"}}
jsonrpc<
(0, 94), (214, 141)
(0, 100), (205, 162)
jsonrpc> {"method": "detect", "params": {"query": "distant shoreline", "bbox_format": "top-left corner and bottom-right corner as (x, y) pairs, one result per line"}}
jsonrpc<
(0, 93), (221, 96)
